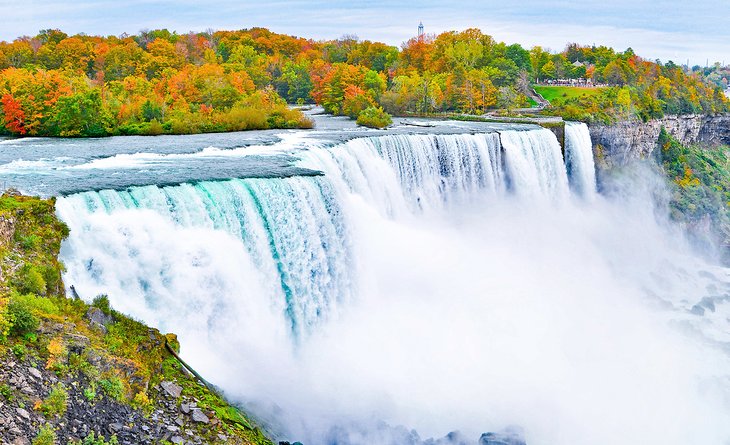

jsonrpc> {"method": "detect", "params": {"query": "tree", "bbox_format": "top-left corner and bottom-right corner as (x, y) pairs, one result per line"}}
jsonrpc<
(1, 94), (26, 135)
(46, 89), (112, 137)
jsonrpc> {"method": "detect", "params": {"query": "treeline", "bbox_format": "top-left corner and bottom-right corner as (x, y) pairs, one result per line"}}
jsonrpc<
(0, 27), (727, 136)
(0, 29), (313, 137)
(538, 44), (729, 123)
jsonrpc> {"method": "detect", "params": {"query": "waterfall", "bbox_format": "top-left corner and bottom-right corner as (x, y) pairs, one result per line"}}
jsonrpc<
(56, 125), (730, 445)
(298, 128), (568, 216)
(564, 122), (597, 198)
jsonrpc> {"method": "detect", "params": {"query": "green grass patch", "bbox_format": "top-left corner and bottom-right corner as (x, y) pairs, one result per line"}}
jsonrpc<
(535, 86), (603, 105)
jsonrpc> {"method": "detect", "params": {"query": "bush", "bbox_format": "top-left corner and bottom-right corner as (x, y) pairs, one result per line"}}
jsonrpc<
(356, 106), (392, 129)
(11, 343), (26, 359)
(32, 425), (56, 445)
(92, 295), (112, 316)
(143, 119), (164, 136)
(33, 425), (56, 445)
(0, 383), (13, 401)
(15, 265), (47, 295)
(83, 383), (97, 402)
(0, 299), (10, 341)
(13, 293), (59, 315)
(78, 432), (119, 445)
(40, 383), (68, 417)
(99, 376), (125, 401)
(7, 300), (39, 336)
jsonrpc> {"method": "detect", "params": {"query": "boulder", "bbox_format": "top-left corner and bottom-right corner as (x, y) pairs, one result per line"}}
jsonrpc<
(86, 307), (113, 333)
(160, 381), (182, 398)
(190, 409), (208, 424)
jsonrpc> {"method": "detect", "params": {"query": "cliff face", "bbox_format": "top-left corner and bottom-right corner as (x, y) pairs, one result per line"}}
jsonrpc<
(588, 114), (730, 166)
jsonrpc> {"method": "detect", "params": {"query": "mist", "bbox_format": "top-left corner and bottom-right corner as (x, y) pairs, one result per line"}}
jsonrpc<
(57, 127), (730, 445)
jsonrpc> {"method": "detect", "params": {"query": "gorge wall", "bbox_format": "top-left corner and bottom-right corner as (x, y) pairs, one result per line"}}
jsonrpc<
(588, 114), (730, 166)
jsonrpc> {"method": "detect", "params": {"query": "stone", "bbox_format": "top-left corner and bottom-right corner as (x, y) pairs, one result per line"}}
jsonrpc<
(12, 436), (30, 445)
(170, 436), (184, 445)
(160, 381), (182, 398)
(15, 408), (30, 420)
(65, 333), (91, 354)
(180, 403), (190, 414)
(109, 422), (123, 433)
(86, 307), (112, 333)
(479, 426), (526, 445)
(190, 409), (208, 424)
(27, 367), (42, 380)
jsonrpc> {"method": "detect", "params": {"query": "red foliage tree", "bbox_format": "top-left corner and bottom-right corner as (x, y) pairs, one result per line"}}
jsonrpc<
(1, 94), (26, 135)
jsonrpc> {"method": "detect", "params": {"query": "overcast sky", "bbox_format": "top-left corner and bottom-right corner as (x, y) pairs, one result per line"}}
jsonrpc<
(0, 0), (727, 65)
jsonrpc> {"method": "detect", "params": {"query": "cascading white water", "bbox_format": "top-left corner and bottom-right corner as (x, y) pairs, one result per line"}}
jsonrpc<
(56, 126), (730, 445)
(564, 122), (597, 198)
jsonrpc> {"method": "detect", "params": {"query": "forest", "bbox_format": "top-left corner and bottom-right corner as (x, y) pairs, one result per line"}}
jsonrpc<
(0, 27), (727, 136)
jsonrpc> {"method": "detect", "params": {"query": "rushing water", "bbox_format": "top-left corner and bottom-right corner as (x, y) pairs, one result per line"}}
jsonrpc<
(3, 116), (730, 444)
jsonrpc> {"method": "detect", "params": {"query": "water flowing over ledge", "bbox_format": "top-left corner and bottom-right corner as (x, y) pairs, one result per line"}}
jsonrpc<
(55, 125), (730, 445)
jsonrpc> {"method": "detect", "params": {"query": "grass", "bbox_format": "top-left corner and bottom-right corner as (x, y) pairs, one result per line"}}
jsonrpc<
(534, 86), (603, 105)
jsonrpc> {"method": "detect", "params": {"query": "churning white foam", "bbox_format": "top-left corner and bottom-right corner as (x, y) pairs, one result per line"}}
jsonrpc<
(57, 127), (730, 445)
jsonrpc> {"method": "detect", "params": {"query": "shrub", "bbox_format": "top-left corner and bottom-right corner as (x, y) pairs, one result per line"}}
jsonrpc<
(0, 383), (13, 401)
(92, 295), (112, 316)
(7, 300), (38, 336)
(132, 391), (152, 411)
(13, 293), (59, 315)
(83, 383), (97, 402)
(17, 233), (41, 250)
(32, 425), (56, 445)
(0, 299), (10, 341)
(144, 119), (165, 136)
(11, 343), (26, 359)
(46, 336), (67, 370)
(15, 265), (47, 295)
(79, 432), (119, 445)
(40, 383), (68, 417)
(356, 106), (392, 129)
(99, 376), (125, 401)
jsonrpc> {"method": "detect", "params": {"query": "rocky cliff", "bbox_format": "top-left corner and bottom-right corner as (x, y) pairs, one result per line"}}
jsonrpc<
(588, 114), (730, 166)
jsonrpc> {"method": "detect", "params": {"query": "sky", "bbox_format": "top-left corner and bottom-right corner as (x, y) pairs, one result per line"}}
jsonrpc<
(0, 0), (727, 65)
